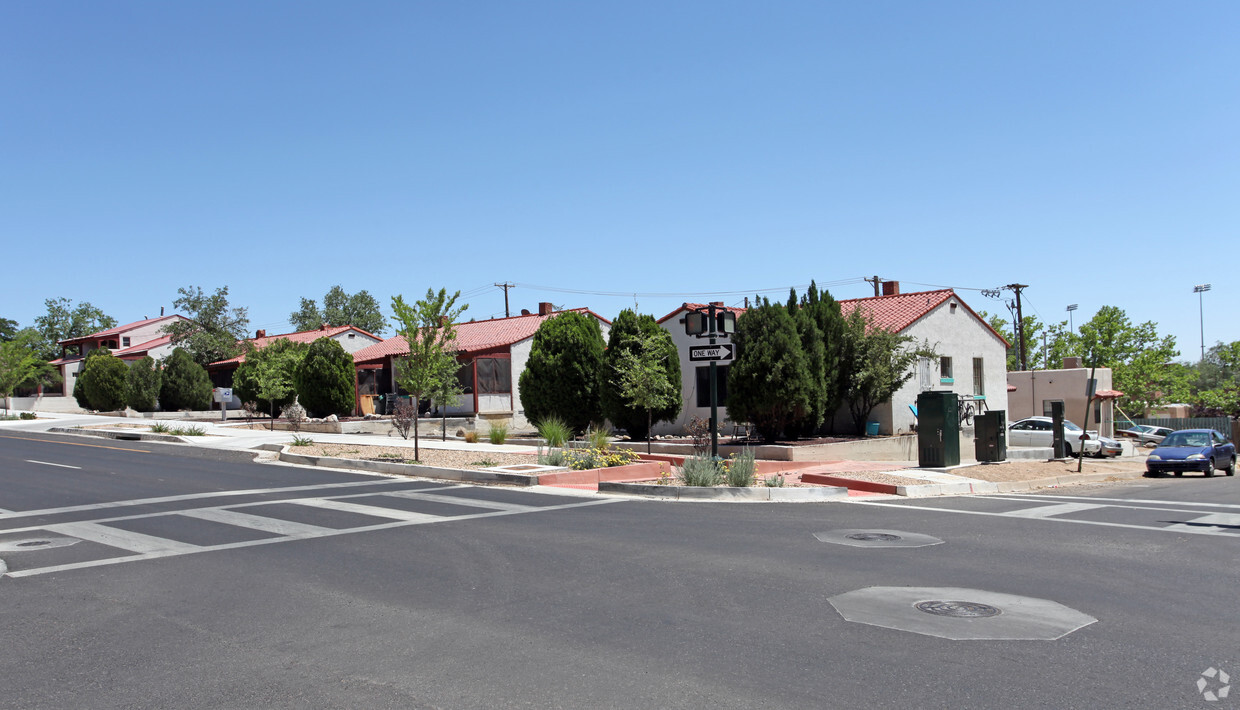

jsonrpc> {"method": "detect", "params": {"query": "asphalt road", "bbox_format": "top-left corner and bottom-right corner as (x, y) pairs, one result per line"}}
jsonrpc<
(1, 432), (1237, 709)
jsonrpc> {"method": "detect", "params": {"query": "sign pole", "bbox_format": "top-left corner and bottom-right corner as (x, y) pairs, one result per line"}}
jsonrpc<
(709, 303), (718, 458)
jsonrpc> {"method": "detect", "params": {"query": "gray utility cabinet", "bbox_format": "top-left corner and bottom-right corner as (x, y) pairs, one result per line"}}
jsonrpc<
(974, 410), (1007, 462)
(917, 391), (960, 468)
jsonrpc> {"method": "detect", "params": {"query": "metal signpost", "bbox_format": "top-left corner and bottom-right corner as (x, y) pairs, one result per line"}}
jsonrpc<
(684, 303), (736, 458)
(212, 387), (232, 421)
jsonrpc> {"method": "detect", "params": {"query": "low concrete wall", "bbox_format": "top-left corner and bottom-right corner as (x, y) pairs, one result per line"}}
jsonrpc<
(277, 450), (539, 486)
(597, 481), (850, 502)
(11, 395), (85, 414)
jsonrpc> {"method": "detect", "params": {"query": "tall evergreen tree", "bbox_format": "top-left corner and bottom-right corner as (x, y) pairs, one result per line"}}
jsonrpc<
(124, 355), (162, 412)
(159, 348), (212, 411)
(82, 350), (129, 412)
(803, 281), (848, 432)
(519, 311), (605, 434)
(600, 310), (681, 440)
(784, 289), (826, 437)
(726, 298), (814, 441)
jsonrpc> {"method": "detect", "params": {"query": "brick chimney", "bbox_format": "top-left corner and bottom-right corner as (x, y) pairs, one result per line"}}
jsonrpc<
(881, 281), (900, 296)
(538, 302), (554, 316)
(710, 301), (725, 307)
(255, 329), (266, 338)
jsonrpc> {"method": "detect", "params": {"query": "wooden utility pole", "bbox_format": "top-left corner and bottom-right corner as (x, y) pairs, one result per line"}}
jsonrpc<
(865, 275), (882, 297)
(1006, 283), (1029, 370)
(494, 282), (515, 318)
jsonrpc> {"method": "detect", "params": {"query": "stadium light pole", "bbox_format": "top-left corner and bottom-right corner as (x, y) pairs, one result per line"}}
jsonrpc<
(1194, 284), (1211, 362)
(1066, 304), (1077, 334)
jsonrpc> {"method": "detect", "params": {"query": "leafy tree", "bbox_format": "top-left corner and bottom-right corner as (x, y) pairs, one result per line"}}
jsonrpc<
(726, 298), (814, 441)
(232, 339), (308, 425)
(608, 319), (680, 452)
(159, 348), (212, 411)
(1070, 306), (1180, 415)
(0, 318), (18, 342)
(163, 285), (250, 366)
(33, 298), (117, 360)
(124, 355), (162, 412)
(519, 311), (605, 434)
(841, 308), (923, 435)
(0, 330), (55, 414)
(82, 350), (129, 411)
(600, 310), (681, 440)
(290, 285), (388, 335)
(294, 338), (356, 418)
(391, 288), (468, 459)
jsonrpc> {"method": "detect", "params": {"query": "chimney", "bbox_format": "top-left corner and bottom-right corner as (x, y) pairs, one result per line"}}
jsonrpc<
(320, 323), (329, 330)
(1062, 356), (1083, 369)
(256, 329), (266, 338)
(881, 281), (900, 296)
(538, 302), (554, 316)
(710, 301), (724, 307)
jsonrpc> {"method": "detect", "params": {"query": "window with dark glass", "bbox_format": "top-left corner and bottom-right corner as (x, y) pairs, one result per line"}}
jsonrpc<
(476, 358), (511, 394)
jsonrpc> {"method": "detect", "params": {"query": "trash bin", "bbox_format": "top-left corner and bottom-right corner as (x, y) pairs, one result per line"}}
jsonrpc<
(865, 421), (880, 436)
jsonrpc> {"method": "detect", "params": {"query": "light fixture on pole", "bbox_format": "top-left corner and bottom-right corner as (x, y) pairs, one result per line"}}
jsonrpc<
(1066, 304), (1078, 333)
(1194, 284), (1211, 361)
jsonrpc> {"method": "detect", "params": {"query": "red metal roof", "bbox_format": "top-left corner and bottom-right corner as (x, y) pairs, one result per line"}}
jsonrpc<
(58, 315), (185, 346)
(114, 335), (172, 359)
(352, 308), (608, 364)
(209, 325), (381, 367)
(840, 289), (1009, 346)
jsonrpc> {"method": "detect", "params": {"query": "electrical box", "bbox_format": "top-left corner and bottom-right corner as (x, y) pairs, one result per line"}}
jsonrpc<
(974, 411), (1007, 462)
(917, 391), (960, 468)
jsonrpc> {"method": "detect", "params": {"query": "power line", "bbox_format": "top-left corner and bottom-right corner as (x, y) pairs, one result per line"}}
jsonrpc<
(511, 278), (866, 299)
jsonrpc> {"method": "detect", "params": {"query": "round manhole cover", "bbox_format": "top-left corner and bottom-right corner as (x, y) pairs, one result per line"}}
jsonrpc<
(845, 533), (903, 542)
(16, 540), (53, 548)
(914, 600), (1002, 618)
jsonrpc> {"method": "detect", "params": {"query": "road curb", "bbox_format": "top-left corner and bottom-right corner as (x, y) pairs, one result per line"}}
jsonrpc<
(47, 426), (187, 444)
(276, 449), (541, 486)
(597, 480), (850, 502)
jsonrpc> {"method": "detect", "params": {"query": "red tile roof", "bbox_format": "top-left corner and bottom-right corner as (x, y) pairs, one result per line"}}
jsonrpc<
(352, 308), (609, 364)
(840, 289), (1009, 345)
(209, 325), (382, 367)
(58, 315), (185, 346)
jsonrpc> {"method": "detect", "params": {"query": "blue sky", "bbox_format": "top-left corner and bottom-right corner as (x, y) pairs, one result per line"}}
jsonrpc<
(3, 1), (1237, 360)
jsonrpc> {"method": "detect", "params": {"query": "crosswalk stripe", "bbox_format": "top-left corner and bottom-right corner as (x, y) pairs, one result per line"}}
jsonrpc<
(380, 490), (539, 512)
(290, 497), (443, 523)
(1003, 502), (1103, 519)
(46, 521), (199, 554)
(179, 507), (333, 536)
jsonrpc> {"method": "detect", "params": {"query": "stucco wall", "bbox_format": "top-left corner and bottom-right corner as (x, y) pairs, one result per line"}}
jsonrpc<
(1007, 367), (1115, 436)
(653, 309), (736, 435)
(330, 329), (382, 355)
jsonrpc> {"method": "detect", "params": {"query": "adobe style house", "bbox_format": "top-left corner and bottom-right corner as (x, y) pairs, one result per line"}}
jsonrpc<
(48, 315), (189, 396)
(206, 324), (383, 399)
(351, 303), (611, 429)
(653, 302), (747, 435)
(653, 284), (1009, 437)
(1007, 358), (1118, 437)
(837, 283), (1010, 435)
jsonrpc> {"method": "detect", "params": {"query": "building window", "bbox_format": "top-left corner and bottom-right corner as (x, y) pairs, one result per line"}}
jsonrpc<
(972, 357), (984, 396)
(122, 337), (131, 347)
(939, 356), (953, 384)
(696, 365), (729, 407)
(475, 357), (512, 394)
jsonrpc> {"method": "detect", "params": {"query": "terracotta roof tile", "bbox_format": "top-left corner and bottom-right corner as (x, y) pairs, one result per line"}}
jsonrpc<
(209, 325), (381, 367)
(839, 289), (1009, 345)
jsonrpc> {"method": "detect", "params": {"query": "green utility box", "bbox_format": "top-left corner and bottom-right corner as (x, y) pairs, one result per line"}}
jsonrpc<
(974, 411), (1007, 462)
(917, 391), (960, 468)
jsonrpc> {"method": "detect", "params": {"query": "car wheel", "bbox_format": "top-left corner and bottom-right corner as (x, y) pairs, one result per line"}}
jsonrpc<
(1227, 456), (1236, 476)
(1205, 458), (1215, 477)
(1064, 443), (1074, 458)
(1174, 471), (1182, 477)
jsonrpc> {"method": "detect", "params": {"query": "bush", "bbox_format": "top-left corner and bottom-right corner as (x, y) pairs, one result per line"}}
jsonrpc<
(73, 347), (111, 409)
(599, 309), (681, 439)
(725, 448), (756, 487)
(294, 338), (355, 418)
(82, 351), (128, 411)
(562, 447), (638, 471)
(488, 421), (508, 444)
(232, 339), (306, 417)
(20, 412), (36, 420)
(536, 416), (571, 448)
(391, 400), (416, 440)
(159, 348), (212, 411)
(518, 311), (605, 434)
(290, 434), (314, 446)
(678, 454), (723, 486)
(463, 430), (479, 443)
(125, 356), (161, 412)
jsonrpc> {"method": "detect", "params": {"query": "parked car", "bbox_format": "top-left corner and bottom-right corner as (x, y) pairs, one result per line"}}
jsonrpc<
(1118, 425), (1174, 446)
(1144, 429), (1236, 477)
(1095, 436), (1123, 458)
(1008, 416), (1101, 456)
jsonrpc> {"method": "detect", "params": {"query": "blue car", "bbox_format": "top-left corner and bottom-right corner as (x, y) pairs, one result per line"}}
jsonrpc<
(1144, 429), (1236, 477)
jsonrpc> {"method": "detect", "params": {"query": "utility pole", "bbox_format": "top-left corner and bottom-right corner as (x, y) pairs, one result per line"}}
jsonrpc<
(865, 275), (882, 297)
(494, 282), (515, 318)
(1005, 283), (1029, 371)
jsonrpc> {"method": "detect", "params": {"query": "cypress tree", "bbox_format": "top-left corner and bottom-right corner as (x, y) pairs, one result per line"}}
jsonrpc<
(804, 281), (848, 432)
(82, 350), (128, 411)
(518, 311), (605, 433)
(726, 297), (813, 441)
(785, 289), (826, 437)
(600, 309), (681, 440)
(125, 355), (162, 412)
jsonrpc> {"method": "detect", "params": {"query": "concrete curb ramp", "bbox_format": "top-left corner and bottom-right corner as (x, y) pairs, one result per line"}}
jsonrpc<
(803, 470), (1140, 497)
(597, 481), (849, 502)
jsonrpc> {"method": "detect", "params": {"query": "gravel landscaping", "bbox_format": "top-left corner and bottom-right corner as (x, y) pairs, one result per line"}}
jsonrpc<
(291, 442), (539, 470)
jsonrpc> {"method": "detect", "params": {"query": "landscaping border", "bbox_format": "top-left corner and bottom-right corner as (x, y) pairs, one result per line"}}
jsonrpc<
(597, 480), (849, 502)
(47, 426), (187, 444)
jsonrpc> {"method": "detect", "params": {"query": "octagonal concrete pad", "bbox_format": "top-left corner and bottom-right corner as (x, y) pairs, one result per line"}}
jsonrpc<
(828, 586), (1097, 640)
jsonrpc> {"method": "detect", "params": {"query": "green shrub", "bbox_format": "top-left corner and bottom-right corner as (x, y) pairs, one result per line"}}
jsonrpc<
(82, 351), (128, 411)
(471, 458), (498, 467)
(678, 455), (723, 487)
(725, 448), (756, 487)
(149, 422), (170, 433)
(290, 434), (314, 446)
(585, 424), (612, 450)
(294, 338), (355, 418)
(763, 473), (786, 487)
(159, 348), (212, 411)
(231, 339), (306, 417)
(537, 446), (568, 467)
(20, 412), (36, 420)
(536, 416), (571, 448)
(518, 311), (605, 433)
(563, 447), (639, 471)
(169, 424), (206, 436)
(124, 356), (162, 412)
(73, 348), (112, 410)
(488, 422), (508, 444)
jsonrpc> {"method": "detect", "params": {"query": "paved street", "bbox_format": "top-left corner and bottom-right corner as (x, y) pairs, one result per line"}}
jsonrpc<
(2, 431), (1238, 708)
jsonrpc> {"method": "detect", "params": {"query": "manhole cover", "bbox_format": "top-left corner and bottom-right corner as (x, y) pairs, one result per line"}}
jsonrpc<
(915, 600), (1002, 618)
(16, 540), (52, 548)
(846, 532), (902, 542)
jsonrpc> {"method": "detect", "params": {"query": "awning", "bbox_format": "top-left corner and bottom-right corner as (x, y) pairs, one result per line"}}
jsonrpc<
(1093, 389), (1124, 399)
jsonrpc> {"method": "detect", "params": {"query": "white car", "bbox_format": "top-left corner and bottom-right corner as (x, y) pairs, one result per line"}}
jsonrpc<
(1008, 416), (1101, 456)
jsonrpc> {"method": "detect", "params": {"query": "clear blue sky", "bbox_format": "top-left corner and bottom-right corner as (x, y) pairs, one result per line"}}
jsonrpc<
(4, 1), (1236, 360)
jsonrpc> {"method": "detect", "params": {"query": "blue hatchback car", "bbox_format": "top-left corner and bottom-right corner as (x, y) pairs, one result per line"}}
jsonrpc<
(1144, 429), (1237, 477)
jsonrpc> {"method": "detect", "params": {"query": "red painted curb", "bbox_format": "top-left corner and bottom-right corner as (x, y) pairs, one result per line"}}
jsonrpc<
(799, 472), (899, 495)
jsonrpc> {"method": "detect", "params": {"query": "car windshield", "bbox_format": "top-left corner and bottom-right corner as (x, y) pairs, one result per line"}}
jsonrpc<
(1161, 432), (1209, 448)
(1063, 421), (1082, 431)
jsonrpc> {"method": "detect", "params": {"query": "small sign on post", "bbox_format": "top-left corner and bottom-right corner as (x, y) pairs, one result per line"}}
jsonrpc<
(212, 387), (232, 421)
(689, 344), (734, 362)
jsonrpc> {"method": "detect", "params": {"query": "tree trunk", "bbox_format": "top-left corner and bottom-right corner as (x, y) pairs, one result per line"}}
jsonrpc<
(269, 401), (275, 431)
(646, 408), (653, 454)
(414, 399), (420, 462)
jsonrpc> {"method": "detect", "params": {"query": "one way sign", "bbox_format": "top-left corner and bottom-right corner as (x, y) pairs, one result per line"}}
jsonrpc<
(689, 344), (734, 362)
